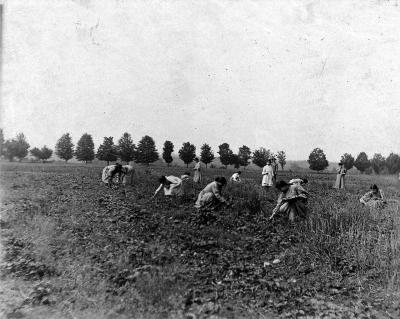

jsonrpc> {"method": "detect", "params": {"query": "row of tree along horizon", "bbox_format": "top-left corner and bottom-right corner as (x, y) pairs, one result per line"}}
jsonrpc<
(1, 130), (400, 174)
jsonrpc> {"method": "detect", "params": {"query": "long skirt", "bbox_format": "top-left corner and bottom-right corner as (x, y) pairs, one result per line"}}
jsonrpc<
(279, 199), (307, 221)
(262, 174), (273, 187)
(334, 174), (345, 189)
(195, 192), (217, 209)
(193, 170), (202, 183)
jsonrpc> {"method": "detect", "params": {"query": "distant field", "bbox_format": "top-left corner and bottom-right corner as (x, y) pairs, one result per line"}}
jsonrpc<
(1, 162), (400, 318)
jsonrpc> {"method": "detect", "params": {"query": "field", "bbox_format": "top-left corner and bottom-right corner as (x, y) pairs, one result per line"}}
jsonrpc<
(1, 162), (400, 319)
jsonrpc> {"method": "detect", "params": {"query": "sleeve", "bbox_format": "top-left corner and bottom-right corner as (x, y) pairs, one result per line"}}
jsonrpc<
(262, 166), (267, 175)
(296, 184), (309, 196)
(154, 184), (163, 196)
(360, 191), (371, 204)
(380, 190), (386, 201)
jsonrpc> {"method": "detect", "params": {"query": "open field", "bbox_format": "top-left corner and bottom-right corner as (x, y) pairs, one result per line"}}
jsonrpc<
(1, 162), (400, 318)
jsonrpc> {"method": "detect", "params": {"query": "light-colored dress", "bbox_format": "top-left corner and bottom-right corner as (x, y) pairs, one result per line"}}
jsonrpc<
(102, 165), (118, 184)
(333, 167), (346, 189)
(360, 190), (386, 209)
(193, 162), (202, 183)
(195, 181), (226, 209)
(180, 174), (191, 196)
(230, 173), (241, 182)
(274, 184), (309, 221)
(262, 164), (274, 187)
(154, 176), (183, 196)
(121, 165), (134, 185)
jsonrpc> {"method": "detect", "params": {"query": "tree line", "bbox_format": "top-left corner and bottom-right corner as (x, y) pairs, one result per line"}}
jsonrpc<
(0, 130), (287, 170)
(307, 147), (400, 175)
(1, 129), (400, 174)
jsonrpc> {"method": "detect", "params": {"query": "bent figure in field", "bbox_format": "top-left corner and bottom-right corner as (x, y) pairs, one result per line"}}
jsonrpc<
(271, 180), (309, 222)
(102, 163), (123, 188)
(180, 172), (192, 197)
(121, 165), (135, 186)
(152, 175), (183, 198)
(195, 177), (229, 210)
(262, 159), (274, 188)
(333, 162), (346, 189)
(230, 171), (242, 182)
(289, 178), (308, 186)
(193, 158), (202, 184)
(360, 184), (387, 209)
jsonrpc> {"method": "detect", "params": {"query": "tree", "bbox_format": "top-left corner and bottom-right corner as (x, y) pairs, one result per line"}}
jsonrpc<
(30, 147), (42, 161)
(200, 143), (214, 168)
(40, 146), (53, 162)
(55, 133), (74, 162)
(370, 153), (386, 174)
(218, 143), (233, 168)
(252, 147), (272, 168)
(118, 132), (136, 164)
(230, 154), (240, 169)
(0, 128), (4, 157)
(354, 152), (370, 173)
(178, 142), (196, 168)
(162, 140), (174, 166)
(340, 153), (355, 170)
(308, 147), (329, 171)
(385, 153), (400, 174)
(75, 133), (95, 164)
(135, 135), (159, 165)
(97, 136), (118, 165)
(238, 145), (251, 168)
(3, 133), (30, 162)
(276, 150), (287, 170)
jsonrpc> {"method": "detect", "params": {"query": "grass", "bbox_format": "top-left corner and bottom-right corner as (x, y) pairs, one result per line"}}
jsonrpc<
(1, 161), (400, 318)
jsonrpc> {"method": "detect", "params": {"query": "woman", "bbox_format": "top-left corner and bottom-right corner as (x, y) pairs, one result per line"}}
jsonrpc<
(230, 171), (242, 182)
(152, 175), (183, 198)
(193, 158), (202, 184)
(120, 165), (135, 186)
(262, 159), (274, 188)
(360, 184), (386, 209)
(195, 177), (228, 210)
(272, 157), (279, 184)
(180, 172), (192, 197)
(333, 162), (346, 189)
(102, 163), (123, 188)
(271, 180), (309, 222)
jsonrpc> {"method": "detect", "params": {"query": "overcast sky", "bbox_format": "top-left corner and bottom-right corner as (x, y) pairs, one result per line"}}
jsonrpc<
(1, 0), (400, 161)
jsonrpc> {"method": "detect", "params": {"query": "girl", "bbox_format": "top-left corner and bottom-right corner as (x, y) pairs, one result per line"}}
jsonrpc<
(195, 177), (228, 210)
(193, 158), (202, 184)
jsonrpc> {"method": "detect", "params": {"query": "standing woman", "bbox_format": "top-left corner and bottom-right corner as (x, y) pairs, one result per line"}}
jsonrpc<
(193, 158), (202, 184)
(262, 159), (274, 188)
(272, 157), (279, 184)
(333, 162), (346, 189)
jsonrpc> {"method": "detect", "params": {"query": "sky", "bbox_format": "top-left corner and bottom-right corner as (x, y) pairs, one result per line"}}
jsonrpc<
(1, 0), (400, 161)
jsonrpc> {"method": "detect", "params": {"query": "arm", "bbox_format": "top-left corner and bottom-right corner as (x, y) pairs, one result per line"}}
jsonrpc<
(360, 191), (371, 205)
(153, 184), (163, 198)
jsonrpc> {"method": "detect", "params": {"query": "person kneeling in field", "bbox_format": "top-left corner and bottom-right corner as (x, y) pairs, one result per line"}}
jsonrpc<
(102, 163), (123, 188)
(271, 180), (309, 222)
(230, 171), (242, 182)
(180, 172), (192, 197)
(152, 175), (183, 198)
(120, 165), (135, 186)
(360, 184), (387, 209)
(289, 177), (308, 186)
(195, 177), (230, 210)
